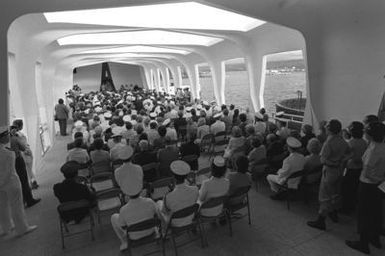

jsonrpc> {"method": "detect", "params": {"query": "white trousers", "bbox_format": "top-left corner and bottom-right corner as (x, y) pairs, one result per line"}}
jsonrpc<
(266, 174), (281, 193)
(111, 213), (126, 244)
(0, 176), (29, 235)
(23, 154), (35, 182)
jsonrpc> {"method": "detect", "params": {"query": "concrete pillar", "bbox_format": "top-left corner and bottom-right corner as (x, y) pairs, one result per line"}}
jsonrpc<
(176, 66), (183, 89)
(244, 52), (266, 111)
(210, 61), (226, 105)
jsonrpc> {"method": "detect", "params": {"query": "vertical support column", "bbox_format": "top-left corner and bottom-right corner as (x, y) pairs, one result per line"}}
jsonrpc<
(244, 52), (265, 112)
(182, 63), (198, 101)
(210, 61), (226, 105)
(156, 68), (162, 92)
(139, 66), (148, 89)
(0, 28), (9, 127)
(176, 66), (183, 89)
(194, 65), (201, 100)
(164, 67), (171, 94)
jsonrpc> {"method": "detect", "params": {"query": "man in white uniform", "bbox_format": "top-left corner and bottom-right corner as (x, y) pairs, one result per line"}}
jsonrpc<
(0, 126), (37, 237)
(157, 160), (198, 230)
(114, 146), (143, 193)
(266, 137), (305, 199)
(111, 171), (158, 251)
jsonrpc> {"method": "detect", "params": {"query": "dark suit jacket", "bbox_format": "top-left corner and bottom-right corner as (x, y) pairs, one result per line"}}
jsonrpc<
(180, 142), (200, 170)
(53, 179), (96, 222)
(67, 141), (88, 151)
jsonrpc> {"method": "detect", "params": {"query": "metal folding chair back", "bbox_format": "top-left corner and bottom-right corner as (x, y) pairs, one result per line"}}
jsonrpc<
(95, 188), (123, 223)
(226, 185), (252, 234)
(166, 204), (205, 256)
(142, 162), (160, 179)
(149, 177), (175, 201)
(125, 217), (164, 256)
(90, 160), (112, 176)
(57, 200), (95, 249)
(89, 172), (115, 193)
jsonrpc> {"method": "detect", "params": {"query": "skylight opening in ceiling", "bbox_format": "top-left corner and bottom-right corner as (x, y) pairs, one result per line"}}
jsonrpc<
(44, 2), (265, 32)
(82, 45), (190, 55)
(57, 30), (222, 46)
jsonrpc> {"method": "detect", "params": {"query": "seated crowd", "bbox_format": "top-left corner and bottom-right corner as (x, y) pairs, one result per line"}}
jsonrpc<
(53, 87), (385, 254)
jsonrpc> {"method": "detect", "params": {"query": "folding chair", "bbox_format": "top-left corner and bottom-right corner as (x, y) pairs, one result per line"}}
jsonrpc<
(57, 200), (95, 249)
(199, 134), (214, 154)
(211, 131), (228, 159)
(250, 158), (268, 191)
(198, 195), (231, 245)
(148, 177), (175, 201)
(95, 188), (124, 224)
(226, 186), (251, 236)
(124, 217), (165, 256)
(194, 167), (211, 187)
(301, 165), (323, 204)
(77, 162), (91, 178)
(165, 203), (205, 256)
(90, 160), (112, 176)
(89, 172), (116, 194)
(142, 162), (160, 181)
(276, 170), (305, 210)
(181, 154), (199, 171)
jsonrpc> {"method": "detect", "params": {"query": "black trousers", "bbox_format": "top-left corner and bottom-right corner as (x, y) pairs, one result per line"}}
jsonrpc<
(15, 155), (34, 204)
(341, 168), (361, 212)
(58, 119), (67, 136)
(357, 181), (383, 242)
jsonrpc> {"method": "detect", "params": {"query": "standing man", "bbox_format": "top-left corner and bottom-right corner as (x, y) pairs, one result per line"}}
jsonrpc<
(9, 126), (41, 208)
(55, 98), (69, 136)
(0, 126), (37, 237)
(307, 119), (350, 230)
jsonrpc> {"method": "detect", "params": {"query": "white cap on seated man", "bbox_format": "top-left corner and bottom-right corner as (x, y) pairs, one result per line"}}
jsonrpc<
(111, 167), (158, 251)
(156, 160), (199, 230)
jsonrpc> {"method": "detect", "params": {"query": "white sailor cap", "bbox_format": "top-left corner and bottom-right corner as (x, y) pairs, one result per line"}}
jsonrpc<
(162, 118), (171, 126)
(104, 112), (112, 119)
(84, 109), (90, 114)
(202, 101), (209, 106)
(123, 115), (131, 122)
(286, 137), (302, 148)
(74, 120), (83, 128)
(95, 107), (103, 113)
(276, 111), (285, 117)
(149, 112), (157, 118)
(213, 156), (225, 167)
(131, 110), (137, 115)
(213, 113), (222, 119)
(196, 104), (202, 110)
(185, 107), (192, 112)
(118, 146), (134, 160)
(170, 160), (191, 175)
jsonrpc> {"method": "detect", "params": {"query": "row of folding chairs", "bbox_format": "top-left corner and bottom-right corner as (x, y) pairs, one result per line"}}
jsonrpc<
(122, 185), (252, 256)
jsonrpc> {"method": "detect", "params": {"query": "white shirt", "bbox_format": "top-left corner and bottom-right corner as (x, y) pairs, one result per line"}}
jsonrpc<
(161, 183), (199, 227)
(115, 162), (143, 192)
(198, 177), (229, 216)
(166, 127), (178, 141)
(118, 197), (158, 240)
(66, 148), (90, 164)
(110, 143), (128, 161)
(210, 120), (226, 136)
(276, 152), (306, 188)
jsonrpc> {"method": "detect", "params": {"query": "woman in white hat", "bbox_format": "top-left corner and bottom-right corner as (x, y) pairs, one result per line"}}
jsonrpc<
(157, 160), (198, 230)
(266, 137), (306, 200)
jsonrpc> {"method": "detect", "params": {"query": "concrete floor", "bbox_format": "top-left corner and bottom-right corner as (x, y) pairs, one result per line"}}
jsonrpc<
(1, 135), (384, 256)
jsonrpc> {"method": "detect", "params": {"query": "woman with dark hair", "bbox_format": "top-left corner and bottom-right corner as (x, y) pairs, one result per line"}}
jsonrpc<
(340, 121), (367, 214)
(232, 109), (240, 126)
(198, 156), (229, 216)
(346, 122), (385, 254)
(228, 155), (252, 196)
